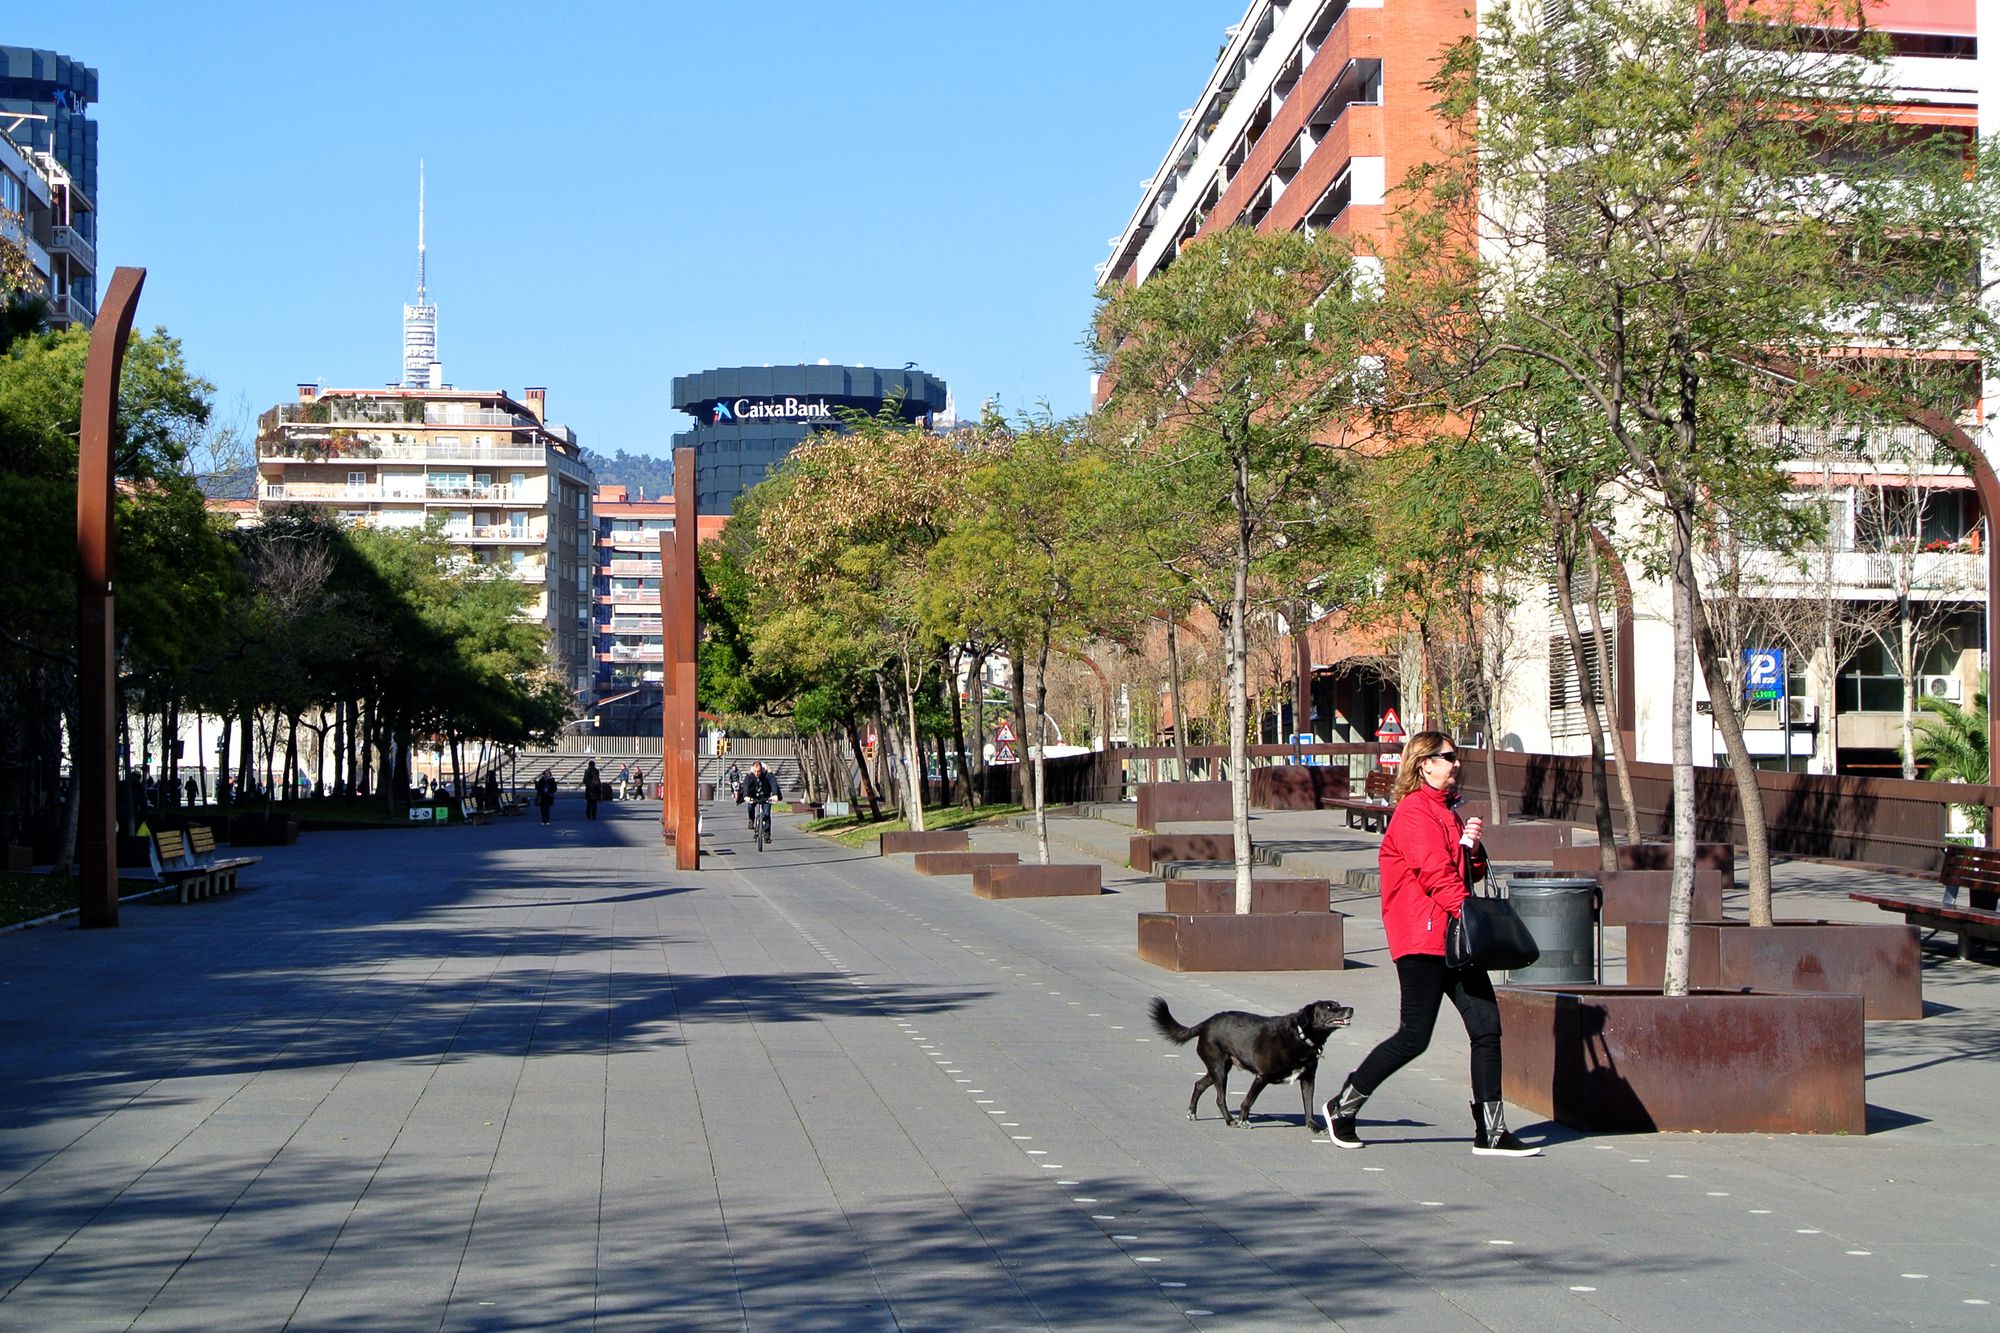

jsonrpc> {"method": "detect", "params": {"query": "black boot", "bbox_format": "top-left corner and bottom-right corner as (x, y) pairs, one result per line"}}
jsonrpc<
(1471, 1100), (1541, 1157)
(1321, 1081), (1368, 1149)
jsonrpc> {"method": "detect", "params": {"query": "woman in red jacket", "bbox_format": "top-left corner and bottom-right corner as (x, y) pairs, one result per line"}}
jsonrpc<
(1320, 730), (1539, 1157)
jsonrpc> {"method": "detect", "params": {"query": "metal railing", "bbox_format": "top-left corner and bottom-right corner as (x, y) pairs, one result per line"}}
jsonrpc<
(48, 224), (94, 269)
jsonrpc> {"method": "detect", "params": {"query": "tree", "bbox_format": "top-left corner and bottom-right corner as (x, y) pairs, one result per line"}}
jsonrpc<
(928, 415), (1133, 862)
(751, 410), (986, 831)
(1095, 224), (1375, 912)
(1395, 0), (2000, 987)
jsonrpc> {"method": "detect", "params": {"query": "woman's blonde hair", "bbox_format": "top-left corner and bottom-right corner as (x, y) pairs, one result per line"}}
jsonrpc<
(1392, 730), (1457, 803)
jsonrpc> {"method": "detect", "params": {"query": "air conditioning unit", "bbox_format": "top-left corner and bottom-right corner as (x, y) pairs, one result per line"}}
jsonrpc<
(1925, 675), (1964, 702)
(1787, 697), (1818, 725)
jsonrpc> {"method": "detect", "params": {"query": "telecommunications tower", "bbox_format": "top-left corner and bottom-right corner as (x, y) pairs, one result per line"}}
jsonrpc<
(401, 163), (442, 388)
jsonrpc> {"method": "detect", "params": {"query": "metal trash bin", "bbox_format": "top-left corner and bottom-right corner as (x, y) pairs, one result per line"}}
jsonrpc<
(1502, 874), (1598, 984)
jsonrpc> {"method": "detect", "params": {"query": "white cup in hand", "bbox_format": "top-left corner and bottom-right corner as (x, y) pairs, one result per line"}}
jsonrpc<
(1460, 816), (1483, 847)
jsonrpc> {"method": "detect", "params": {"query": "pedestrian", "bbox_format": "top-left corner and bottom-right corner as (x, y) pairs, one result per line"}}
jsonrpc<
(1320, 730), (1539, 1157)
(483, 770), (500, 811)
(724, 760), (742, 797)
(185, 776), (199, 807)
(616, 762), (631, 800)
(535, 768), (558, 825)
(628, 765), (646, 800)
(583, 759), (601, 820)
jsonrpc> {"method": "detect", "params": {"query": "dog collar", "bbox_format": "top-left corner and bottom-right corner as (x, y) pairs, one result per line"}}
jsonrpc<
(1295, 1023), (1308, 1042)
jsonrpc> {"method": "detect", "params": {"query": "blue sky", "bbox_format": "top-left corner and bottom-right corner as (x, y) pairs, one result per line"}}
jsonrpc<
(13, 3), (1231, 453)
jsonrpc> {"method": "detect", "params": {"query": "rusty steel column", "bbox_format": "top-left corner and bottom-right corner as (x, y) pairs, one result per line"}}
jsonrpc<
(77, 267), (146, 928)
(659, 527), (679, 848)
(666, 447), (701, 869)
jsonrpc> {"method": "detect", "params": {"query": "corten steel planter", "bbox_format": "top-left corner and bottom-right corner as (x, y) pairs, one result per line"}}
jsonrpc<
(913, 850), (1018, 876)
(972, 863), (1103, 898)
(1515, 868), (1728, 928)
(1163, 878), (1329, 914)
(1249, 766), (1350, 811)
(879, 830), (970, 856)
(1555, 842), (1736, 876)
(1624, 920), (1922, 1021)
(1130, 833), (1235, 874)
(229, 816), (299, 847)
(1137, 911), (1344, 972)
(1134, 781), (1234, 830)
(1498, 985), (1866, 1134)
(1479, 822), (1571, 862)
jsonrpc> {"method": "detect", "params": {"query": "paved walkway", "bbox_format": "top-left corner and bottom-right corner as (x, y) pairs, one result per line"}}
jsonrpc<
(1, 798), (1997, 1329)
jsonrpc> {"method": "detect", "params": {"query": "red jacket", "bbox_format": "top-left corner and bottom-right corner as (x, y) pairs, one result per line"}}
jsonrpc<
(1377, 783), (1486, 959)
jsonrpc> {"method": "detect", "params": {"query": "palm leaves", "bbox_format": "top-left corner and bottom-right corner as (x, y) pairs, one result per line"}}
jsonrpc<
(1912, 672), (1988, 833)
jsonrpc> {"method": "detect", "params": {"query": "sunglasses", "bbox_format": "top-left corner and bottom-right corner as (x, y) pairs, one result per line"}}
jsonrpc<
(1429, 751), (1460, 764)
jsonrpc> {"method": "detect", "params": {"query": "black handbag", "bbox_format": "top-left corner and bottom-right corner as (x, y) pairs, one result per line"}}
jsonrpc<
(1446, 880), (1540, 972)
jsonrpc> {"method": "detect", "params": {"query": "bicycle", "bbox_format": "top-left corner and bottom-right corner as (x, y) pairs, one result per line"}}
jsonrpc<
(749, 797), (772, 851)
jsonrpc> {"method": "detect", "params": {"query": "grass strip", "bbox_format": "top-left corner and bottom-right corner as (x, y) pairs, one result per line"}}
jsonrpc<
(807, 802), (1028, 849)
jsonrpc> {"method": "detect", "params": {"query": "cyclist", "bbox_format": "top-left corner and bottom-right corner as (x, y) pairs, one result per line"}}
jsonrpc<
(738, 760), (781, 841)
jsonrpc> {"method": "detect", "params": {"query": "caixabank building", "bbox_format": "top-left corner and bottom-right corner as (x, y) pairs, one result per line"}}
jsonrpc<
(671, 363), (950, 517)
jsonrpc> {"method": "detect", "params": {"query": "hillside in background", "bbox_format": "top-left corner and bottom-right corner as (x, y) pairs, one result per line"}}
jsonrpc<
(582, 448), (675, 501)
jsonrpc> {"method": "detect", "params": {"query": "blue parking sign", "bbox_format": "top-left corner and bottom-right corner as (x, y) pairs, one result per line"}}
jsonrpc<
(1743, 647), (1784, 703)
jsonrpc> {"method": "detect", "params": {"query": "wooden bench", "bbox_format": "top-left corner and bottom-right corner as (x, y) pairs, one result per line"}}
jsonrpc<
(187, 825), (260, 895)
(1326, 769), (1396, 832)
(1850, 844), (2000, 960)
(148, 829), (215, 904)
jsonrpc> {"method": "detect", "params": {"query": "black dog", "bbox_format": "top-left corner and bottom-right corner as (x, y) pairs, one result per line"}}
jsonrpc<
(1150, 997), (1353, 1131)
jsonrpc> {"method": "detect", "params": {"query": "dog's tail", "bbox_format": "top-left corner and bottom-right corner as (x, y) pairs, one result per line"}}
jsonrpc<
(1149, 997), (1198, 1045)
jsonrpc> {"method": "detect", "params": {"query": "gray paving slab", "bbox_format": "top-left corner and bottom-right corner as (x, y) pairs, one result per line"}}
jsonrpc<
(2, 794), (1998, 1328)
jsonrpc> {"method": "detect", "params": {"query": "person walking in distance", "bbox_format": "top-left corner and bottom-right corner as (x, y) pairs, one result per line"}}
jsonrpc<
(583, 759), (601, 820)
(535, 768), (558, 825)
(1321, 731), (1540, 1157)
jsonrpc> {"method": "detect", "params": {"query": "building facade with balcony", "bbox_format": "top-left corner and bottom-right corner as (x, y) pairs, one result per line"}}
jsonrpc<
(0, 46), (96, 324)
(256, 383), (597, 693)
(585, 484), (727, 733)
(1103, 0), (1988, 777)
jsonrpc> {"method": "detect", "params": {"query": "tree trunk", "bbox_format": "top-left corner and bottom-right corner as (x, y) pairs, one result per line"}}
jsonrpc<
(1032, 633), (1052, 866)
(1691, 603), (1776, 926)
(1586, 538), (1645, 844)
(217, 714), (233, 808)
(1550, 533), (1620, 871)
(968, 648), (988, 788)
(1663, 496), (1700, 997)
(844, 714), (882, 819)
(900, 665), (929, 833)
(237, 708), (254, 805)
(948, 647), (976, 809)
(1229, 448), (1255, 915)
(54, 700), (81, 875)
(1165, 615), (1189, 782)
(1899, 591), (1918, 779)
(1009, 647), (1028, 776)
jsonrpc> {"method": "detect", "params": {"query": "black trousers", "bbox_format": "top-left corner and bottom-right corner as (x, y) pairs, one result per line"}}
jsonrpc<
(1349, 954), (1503, 1104)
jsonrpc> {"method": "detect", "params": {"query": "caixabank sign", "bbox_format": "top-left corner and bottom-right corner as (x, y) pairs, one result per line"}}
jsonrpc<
(671, 364), (950, 517)
(693, 395), (838, 426)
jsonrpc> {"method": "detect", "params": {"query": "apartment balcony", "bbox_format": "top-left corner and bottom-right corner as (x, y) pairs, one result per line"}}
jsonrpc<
(46, 224), (95, 272)
(425, 482), (535, 503)
(1734, 546), (1985, 598)
(608, 643), (665, 662)
(510, 563), (548, 584)
(608, 558), (661, 579)
(610, 618), (663, 635)
(44, 290), (92, 328)
(444, 524), (544, 544)
(426, 407), (542, 429)
(263, 482), (385, 503)
(606, 588), (660, 605)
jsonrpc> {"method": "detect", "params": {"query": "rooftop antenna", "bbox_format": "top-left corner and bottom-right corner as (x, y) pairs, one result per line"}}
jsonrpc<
(401, 162), (442, 388)
(416, 160), (427, 307)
